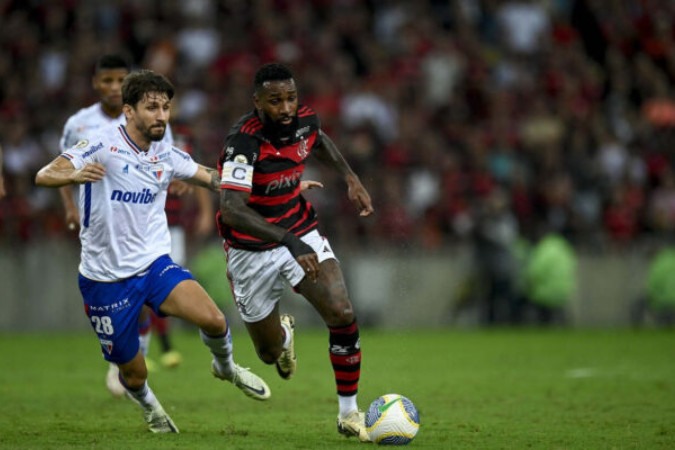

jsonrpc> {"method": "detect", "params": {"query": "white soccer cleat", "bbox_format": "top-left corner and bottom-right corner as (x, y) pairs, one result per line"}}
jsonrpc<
(144, 404), (179, 433)
(211, 361), (271, 401)
(337, 410), (371, 442)
(105, 363), (126, 398)
(276, 314), (297, 380)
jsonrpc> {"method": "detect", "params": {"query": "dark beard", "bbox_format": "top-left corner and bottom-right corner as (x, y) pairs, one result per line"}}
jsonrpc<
(260, 112), (299, 145)
(139, 122), (166, 142)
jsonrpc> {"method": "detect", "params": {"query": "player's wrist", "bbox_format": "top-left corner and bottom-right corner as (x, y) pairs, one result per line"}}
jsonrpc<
(280, 232), (314, 258)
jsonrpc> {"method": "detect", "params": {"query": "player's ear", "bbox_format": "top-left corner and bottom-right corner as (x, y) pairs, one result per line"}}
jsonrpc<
(122, 103), (133, 120)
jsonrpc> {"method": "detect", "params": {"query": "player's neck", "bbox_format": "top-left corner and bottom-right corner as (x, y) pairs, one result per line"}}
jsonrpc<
(101, 103), (123, 119)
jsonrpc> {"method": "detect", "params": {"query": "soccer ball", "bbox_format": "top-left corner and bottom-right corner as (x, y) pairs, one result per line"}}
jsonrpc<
(365, 394), (420, 445)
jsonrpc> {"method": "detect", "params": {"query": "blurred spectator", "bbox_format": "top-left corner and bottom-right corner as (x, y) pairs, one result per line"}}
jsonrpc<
(497, 0), (551, 56)
(0, 144), (6, 199)
(471, 188), (520, 324)
(1, 0), (675, 255)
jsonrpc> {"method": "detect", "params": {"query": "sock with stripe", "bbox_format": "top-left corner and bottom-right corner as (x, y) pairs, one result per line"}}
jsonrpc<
(200, 326), (235, 377)
(329, 320), (361, 417)
(122, 379), (160, 411)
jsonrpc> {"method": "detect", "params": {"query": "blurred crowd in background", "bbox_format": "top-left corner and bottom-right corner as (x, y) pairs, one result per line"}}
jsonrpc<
(2, 0), (675, 258)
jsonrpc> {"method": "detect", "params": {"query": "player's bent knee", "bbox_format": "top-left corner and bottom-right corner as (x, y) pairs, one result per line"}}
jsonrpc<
(323, 299), (355, 326)
(199, 309), (226, 335)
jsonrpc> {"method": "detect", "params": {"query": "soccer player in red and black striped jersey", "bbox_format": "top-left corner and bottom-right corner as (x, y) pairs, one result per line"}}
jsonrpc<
(217, 63), (374, 442)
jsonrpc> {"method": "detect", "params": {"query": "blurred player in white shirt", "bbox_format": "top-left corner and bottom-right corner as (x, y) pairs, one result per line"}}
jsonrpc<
(37, 70), (270, 433)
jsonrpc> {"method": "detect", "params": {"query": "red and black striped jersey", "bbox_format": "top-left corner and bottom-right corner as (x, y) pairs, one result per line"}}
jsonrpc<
(217, 105), (322, 251)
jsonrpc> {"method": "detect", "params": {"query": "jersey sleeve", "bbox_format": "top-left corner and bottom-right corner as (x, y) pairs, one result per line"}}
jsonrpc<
(169, 146), (199, 179)
(60, 139), (106, 169)
(219, 133), (259, 192)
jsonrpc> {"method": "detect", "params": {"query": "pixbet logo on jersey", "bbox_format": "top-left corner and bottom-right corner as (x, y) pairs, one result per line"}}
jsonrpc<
(265, 171), (302, 194)
(110, 189), (158, 204)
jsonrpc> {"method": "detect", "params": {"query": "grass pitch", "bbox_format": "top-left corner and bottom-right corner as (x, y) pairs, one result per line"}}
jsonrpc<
(0, 327), (673, 449)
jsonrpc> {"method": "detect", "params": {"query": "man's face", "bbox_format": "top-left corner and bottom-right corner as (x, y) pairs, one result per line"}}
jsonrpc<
(125, 92), (171, 142)
(92, 68), (128, 110)
(254, 79), (298, 137)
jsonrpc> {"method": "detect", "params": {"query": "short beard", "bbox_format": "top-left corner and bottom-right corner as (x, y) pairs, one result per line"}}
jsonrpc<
(143, 125), (166, 142)
(260, 112), (298, 144)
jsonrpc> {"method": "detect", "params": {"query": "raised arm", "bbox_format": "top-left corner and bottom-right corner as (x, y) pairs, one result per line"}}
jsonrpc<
(312, 130), (374, 217)
(35, 156), (105, 187)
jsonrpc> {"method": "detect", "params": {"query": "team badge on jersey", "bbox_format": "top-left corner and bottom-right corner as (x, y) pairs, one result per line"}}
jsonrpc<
(151, 164), (164, 181)
(75, 139), (89, 149)
(100, 338), (114, 355)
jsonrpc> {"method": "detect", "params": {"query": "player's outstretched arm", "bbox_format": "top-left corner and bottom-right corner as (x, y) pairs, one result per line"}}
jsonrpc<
(35, 156), (105, 187)
(185, 164), (220, 192)
(312, 131), (374, 217)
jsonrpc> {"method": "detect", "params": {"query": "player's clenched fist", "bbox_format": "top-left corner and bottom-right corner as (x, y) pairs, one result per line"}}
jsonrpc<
(73, 163), (106, 183)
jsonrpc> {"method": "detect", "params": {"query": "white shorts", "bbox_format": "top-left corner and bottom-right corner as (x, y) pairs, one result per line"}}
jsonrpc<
(226, 230), (336, 322)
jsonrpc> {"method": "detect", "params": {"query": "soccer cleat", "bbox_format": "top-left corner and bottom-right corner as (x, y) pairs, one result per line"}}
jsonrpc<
(337, 411), (371, 442)
(211, 361), (271, 401)
(276, 314), (297, 380)
(160, 350), (183, 369)
(106, 363), (126, 398)
(144, 405), (179, 433)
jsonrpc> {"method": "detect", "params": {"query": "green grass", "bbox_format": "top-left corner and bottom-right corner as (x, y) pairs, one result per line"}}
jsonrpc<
(0, 328), (674, 449)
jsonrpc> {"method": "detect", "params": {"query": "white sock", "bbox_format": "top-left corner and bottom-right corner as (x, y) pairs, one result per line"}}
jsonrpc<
(280, 321), (292, 350)
(126, 381), (160, 411)
(338, 395), (358, 418)
(200, 327), (235, 376)
(139, 332), (151, 357)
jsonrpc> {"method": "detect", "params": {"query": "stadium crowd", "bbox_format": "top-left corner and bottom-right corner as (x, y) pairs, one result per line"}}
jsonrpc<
(2, 0), (675, 254)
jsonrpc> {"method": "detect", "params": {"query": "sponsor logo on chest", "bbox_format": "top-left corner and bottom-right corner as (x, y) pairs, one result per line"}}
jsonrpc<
(265, 171), (302, 194)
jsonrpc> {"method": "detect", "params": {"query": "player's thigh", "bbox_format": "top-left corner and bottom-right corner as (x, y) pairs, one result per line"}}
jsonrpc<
(79, 275), (144, 364)
(228, 246), (288, 323)
(159, 279), (224, 330)
(296, 259), (353, 325)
